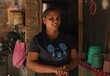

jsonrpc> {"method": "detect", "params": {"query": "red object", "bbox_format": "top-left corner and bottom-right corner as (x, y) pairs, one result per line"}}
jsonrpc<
(12, 41), (27, 68)
(90, 0), (97, 16)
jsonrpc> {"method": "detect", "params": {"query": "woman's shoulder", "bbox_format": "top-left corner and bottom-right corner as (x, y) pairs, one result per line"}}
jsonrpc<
(33, 32), (45, 40)
(34, 31), (45, 37)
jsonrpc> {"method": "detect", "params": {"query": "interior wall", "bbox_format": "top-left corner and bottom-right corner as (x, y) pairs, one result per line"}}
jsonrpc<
(25, 1), (41, 75)
(0, 0), (12, 33)
(25, 0), (41, 43)
(0, 0), (25, 36)
(0, 0), (25, 76)
(83, 0), (110, 53)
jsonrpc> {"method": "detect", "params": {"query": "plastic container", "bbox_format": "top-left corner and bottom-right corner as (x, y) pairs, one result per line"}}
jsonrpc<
(87, 45), (103, 64)
(91, 53), (104, 68)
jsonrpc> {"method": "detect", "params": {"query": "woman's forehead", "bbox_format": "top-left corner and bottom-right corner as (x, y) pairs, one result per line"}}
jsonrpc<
(46, 11), (61, 16)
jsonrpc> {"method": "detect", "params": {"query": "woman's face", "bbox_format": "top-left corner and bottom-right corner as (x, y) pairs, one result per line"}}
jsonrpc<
(43, 10), (61, 31)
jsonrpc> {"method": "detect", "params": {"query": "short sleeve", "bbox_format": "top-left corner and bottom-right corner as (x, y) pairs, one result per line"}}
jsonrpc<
(28, 36), (40, 53)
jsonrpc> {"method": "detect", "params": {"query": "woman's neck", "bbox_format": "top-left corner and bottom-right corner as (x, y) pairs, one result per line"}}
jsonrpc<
(46, 29), (59, 39)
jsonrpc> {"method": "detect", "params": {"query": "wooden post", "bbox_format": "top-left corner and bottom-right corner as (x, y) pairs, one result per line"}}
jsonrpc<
(78, 0), (83, 59)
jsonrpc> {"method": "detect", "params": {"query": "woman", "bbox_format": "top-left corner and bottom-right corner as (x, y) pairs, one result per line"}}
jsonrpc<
(26, 8), (79, 76)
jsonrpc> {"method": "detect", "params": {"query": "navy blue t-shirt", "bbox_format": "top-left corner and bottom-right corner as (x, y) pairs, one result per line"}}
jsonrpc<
(28, 32), (77, 76)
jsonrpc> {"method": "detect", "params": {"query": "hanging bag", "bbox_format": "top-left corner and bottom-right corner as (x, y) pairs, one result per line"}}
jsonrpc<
(12, 41), (27, 68)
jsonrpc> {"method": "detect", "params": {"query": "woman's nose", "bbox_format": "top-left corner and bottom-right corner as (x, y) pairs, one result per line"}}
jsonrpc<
(54, 18), (59, 23)
(54, 19), (58, 23)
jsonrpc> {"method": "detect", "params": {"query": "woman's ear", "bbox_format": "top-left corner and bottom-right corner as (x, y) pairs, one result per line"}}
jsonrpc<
(43, 17), (46, 24)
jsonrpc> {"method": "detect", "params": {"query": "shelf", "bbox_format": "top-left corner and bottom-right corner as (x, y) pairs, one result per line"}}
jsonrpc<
(79, 61), (110, 76)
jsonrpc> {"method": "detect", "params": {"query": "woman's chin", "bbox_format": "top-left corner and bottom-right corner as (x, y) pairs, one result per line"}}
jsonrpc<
(53, 25), (59, 28)
(53, 26), (59, 30)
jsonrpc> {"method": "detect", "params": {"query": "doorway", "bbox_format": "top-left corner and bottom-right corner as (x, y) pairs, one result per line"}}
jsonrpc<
(41, 0), (78, 46)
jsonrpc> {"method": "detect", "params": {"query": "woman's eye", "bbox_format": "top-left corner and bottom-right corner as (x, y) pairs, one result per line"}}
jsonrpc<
(48, 17), (61, 21)
(48, 17), (54, 21)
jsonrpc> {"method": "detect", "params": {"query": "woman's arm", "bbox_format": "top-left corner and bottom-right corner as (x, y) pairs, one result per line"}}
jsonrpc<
(63, 48), (79, 71)
(26, 52), (58, 74)
(26, 49), (78, 75)
(68, 48), (79, 70)
(56, 48), (79, 76)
